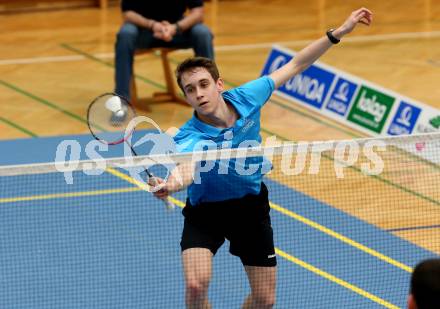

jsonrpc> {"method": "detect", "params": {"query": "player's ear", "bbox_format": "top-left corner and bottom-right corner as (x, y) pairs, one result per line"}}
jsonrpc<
(216, 77), (225, 92)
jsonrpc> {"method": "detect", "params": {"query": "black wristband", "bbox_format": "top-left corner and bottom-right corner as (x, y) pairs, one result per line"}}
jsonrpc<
(326, 29), (340, 44)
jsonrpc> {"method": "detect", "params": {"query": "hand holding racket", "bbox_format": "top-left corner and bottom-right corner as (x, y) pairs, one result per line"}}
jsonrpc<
(86, 93), (175, 210)
(149, 176), (170, 199)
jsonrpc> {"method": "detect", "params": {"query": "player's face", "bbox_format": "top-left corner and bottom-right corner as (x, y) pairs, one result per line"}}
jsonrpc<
(181, 67), (224, 116)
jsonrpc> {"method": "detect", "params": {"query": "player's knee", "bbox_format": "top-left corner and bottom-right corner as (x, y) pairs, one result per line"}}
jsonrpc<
(186, 277), (210, 300)
(253, 291), (276, 308)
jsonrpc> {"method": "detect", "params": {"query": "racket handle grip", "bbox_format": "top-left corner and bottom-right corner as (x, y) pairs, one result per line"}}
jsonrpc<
(148, 176), (174, 211)
(163, 197), (175, 210)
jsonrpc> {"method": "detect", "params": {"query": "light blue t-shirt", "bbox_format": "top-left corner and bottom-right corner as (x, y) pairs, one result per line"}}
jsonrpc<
(173, 76), (275, 205)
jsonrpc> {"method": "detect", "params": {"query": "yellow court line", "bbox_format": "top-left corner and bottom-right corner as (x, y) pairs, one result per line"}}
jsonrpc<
(105, 168), (184, 206)
(0, 187), (140, 203)
(105, 168), (403, 307)
(0, 169), (402, 307)
(275, 248), (400, 309)
(107, 168), (412, 272)
(105, 168), (151, 191)
(1, 167), (412, 273)
(109, 169), (398, 307)
(270, 202), (412, 273)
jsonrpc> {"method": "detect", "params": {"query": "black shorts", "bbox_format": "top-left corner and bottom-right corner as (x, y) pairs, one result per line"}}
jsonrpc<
(180, 182), (276, 267)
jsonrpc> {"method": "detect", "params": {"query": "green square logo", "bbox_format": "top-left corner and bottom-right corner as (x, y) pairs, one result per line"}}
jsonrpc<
(347, 85), (395, 133)
(429, 115), (440, 129)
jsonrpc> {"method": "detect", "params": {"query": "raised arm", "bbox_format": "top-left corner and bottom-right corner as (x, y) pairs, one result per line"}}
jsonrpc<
(269, 8), (373, 88)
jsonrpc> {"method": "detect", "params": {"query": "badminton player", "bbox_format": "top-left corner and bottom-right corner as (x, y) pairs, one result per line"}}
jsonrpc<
(152, 7), (373, 309)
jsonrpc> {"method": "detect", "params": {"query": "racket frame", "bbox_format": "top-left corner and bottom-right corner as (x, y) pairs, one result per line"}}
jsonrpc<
(86, 93), (174, 210)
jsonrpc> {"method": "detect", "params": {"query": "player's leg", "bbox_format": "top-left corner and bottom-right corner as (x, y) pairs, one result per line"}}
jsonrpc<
(242, 265), (276, 309)
(240, 223), (277, 309)
(227, 183), (276, 308)
(180, 209), (225, 309)
(182, 248), (213, 309)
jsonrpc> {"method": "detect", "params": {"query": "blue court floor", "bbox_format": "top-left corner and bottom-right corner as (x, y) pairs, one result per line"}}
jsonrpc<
(0, 133), (438, 308)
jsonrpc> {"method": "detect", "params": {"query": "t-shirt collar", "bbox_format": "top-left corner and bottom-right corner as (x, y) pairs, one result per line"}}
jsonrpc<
(191, 112), (225, 137)
(190, 95), (241, 137)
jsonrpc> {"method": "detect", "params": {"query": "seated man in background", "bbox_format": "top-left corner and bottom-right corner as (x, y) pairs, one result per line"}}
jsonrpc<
(114, 0), (214, 100)
(408, 258), (440, 309)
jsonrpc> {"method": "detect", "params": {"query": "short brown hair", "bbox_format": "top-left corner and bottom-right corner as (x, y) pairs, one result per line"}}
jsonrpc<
(175, 57), (220, 92)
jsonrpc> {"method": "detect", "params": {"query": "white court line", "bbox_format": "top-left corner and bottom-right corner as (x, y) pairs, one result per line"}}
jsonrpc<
(214, 30), (440, 51)
(2, 30), (440, 66)
(0, 53), (116, 65)
(0, 55), (85, 65)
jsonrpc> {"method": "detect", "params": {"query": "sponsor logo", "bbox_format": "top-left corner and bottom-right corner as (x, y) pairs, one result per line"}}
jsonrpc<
(261, 48), (335, 109)
(387, 101), (421, 135)
(347, 86), (395, 133)
(284, 73), (325, 104)
(241, 118), (255, 134)
(429, 115), (440, 129)
(281, 65), (335, 109)
(261, 49), (290, 76)
(415, 114), (440, 133)
(268, 55), (287, 74)
(326, 78), (358, 116)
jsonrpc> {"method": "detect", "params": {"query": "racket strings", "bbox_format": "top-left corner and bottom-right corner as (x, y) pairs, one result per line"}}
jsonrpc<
(87, 94), (136, 145)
